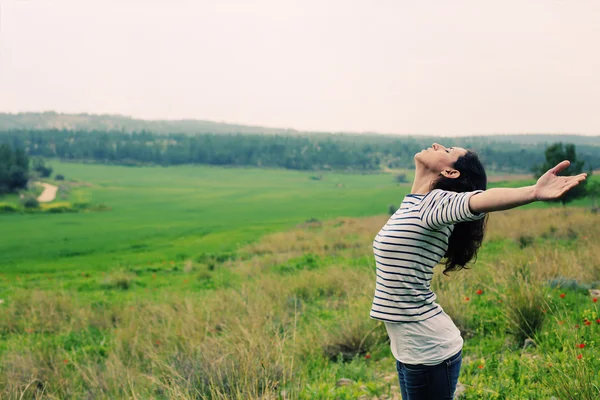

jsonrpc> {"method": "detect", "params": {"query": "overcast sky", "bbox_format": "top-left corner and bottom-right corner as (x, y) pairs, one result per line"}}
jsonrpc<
(0, 0), (598, 136)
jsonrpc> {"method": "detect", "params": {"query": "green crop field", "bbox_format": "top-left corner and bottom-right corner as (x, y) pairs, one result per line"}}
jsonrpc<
(0, 161), (598, 399)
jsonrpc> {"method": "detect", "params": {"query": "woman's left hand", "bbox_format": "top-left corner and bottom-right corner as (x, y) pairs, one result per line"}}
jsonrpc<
(534, 160), (588, 201)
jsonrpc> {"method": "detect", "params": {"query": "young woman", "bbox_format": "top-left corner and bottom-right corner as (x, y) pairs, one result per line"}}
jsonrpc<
(370, 143), (587, 400)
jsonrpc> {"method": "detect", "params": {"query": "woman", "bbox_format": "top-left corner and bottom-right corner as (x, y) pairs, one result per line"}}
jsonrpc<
(370, 143), (587, 400)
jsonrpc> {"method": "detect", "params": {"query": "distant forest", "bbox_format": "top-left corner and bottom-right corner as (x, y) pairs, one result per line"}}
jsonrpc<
(1, 129), (599, 173)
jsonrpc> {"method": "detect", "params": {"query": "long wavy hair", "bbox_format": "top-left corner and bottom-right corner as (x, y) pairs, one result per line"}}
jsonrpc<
(430, 151), (488, 275)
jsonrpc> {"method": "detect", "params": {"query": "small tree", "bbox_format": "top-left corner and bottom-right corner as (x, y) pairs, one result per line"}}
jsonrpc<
(531, 143), (588, 206)
(32, 158), (53, 178)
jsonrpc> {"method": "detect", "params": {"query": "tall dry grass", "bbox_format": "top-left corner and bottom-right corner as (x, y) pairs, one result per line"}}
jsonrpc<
(0, 207), (598, 398)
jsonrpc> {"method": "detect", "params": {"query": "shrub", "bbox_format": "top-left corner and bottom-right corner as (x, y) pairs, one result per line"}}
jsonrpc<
(388, 204), (396, 215)
(55, 174), (65, 181)
(101, 272), (137, 291)
(21, 196), (39, 209)
(41, 202), (76, 213)
(502, 262), (548, 344)
(517, 235), (535, 249)
(394, 173), (408, 183)
(0, 203), (19, 213)
(320, 308), (388, 362)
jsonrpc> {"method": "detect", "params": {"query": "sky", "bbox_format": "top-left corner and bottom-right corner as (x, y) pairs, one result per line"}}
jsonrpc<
(0, 0), (599, 136)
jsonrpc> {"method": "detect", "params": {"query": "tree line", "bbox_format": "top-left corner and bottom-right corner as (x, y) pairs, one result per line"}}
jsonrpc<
(1, 129), (599, 174)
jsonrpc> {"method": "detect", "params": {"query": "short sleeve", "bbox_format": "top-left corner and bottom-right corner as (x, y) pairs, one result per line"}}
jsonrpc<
(419, 189), (486, 230)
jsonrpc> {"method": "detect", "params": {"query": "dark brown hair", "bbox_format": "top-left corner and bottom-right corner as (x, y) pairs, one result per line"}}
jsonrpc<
(430, 151), (488, 274)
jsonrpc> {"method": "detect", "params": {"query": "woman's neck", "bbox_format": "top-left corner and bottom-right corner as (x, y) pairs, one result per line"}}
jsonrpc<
(410, 166), (439, 195)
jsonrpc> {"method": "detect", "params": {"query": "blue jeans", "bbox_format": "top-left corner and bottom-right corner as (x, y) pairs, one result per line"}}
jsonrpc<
(396, 350), (462, 400)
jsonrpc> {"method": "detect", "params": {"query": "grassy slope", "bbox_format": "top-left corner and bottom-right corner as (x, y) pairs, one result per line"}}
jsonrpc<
(0, 162), (599, 399)
(1, 161), (596, 275)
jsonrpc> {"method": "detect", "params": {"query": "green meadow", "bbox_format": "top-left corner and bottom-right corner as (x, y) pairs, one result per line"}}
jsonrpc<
(2, 162), (418, 273)
(0, 161), (599, 399)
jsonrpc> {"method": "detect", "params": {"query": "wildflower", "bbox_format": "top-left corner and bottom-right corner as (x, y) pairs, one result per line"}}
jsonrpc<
(578, 343), (586, 349)
(478, 365), (484, 369)
(557, 321), (564, 325)
(365, 354), (371, 359)
(155, 340), (161, 345)
(593, 298), (598, 303)
(596, 319), (600, 324)
(577, 354), (582, 359)
(575, 324), (580, 328)
(547, 363), (553, 367)
(63, 359), (69, 364)
(465, 297), (470, 302)
(585, 321), (592, 326)
(476, 289), (483, 295)
(559, 293), (566, 299)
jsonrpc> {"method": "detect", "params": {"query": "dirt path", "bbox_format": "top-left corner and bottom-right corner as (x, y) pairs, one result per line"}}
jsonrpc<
(37, 182), (58, 203)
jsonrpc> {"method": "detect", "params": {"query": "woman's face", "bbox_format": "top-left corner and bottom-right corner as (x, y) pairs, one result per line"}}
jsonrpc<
(414, 143), (468, 173)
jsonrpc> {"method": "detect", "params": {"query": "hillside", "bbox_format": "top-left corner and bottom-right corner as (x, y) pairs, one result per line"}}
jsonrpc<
(1, 112), (599, 146)
(0, 111), (298, 136)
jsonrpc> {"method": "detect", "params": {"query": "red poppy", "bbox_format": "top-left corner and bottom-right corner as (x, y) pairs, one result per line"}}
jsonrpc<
(593, 298), (598, 303)
(547, 363), (553, 367)
(478, 365), (484, 369)
(578, 343), (586, 349)
(63, 359), (69, 364)
(585, 321), (592, 326)
(559, 293), (566, 298)
(476, 289), (483, 295)
(596, 319), (600, 324)
(365, 354), (371, 359)
(465, 297), (470, 302)
(557, 321), (564, 325)
(577, 354), (582, 359)
(575, 324), (580, 328)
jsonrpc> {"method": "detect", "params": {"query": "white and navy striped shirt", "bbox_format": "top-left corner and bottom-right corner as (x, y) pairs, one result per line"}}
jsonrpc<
(370, 189), (486, 323)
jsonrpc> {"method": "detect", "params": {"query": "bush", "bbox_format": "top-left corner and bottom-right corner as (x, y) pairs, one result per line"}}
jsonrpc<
(502, 263), (548, 344)
(55, 174), (65, 181)
(41, 202), (76, 213)
(388, 204), (396, 215)
(101, 272), (137, 291)
(0, 203), (19, 213)
(517, 235), (535, 249)
(320, 306), (388, 362)
(394, 173), (408, 183)
(21, 196), (39, 209)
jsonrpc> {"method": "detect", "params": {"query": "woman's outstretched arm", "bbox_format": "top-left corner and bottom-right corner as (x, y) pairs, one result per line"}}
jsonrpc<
(469, 160), (588, 214)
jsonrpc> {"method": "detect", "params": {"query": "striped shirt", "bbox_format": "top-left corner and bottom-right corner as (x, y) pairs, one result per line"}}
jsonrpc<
(370, 189), (486, 323)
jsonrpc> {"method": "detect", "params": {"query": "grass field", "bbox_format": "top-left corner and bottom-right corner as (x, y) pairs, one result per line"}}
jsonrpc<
(0, 161), (599, 399)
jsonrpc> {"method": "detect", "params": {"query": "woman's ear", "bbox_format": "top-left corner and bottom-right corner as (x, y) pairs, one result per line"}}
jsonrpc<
(441, 168), (461, 179)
